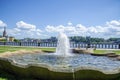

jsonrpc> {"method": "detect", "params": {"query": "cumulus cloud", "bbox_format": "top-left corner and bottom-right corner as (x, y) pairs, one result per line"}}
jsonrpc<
(16, 21), (36, 30)
(106, 20), (120, 27)
(45, 25), (56, 32)
(11, 21), (47, 38)
(1, 19), (120, 38)
(2, 21), (45, 38)
(0, 20), (7, 27)
(36, 29), (43, 32)
(46, 23), (74, 32)
(45, 23), (87, 34)
(45, 20), (120, 38)
(8, 27), (45, 39)
(76, 24), (87, 32)
(67, 22), (73, 26)
(14, 28), (21, 32)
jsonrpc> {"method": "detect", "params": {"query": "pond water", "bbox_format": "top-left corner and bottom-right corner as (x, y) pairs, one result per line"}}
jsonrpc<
(8, 53), (120, 71)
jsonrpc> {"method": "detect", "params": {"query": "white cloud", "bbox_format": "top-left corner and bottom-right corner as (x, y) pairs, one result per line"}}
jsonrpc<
(56, 25), (64, 32)
(36, 32), (41, 35)
(65, 26), (75, 32)
(16, 21), (36, 30)
(95, 26), (107, 33)
(76, 24), (87, 32)
(36, 29), (43, 32)
(67, 22), (73, 26)
(88, 26), (98, 33)
(1, 19), (120, 38)
(2, 21), (43, 38)
(46, 25), (74, 32)
(13, 21), (47, 38)
(105, 20), (120, 36)
(8, 28), (45, 39)
(45, 24), (87, 34)
(106, 20), (120, 27)
(45, 20), (120, 38)
(14, 28), (21, 32)
(0, 20), (7, 27)
(46, 25), (56, 32)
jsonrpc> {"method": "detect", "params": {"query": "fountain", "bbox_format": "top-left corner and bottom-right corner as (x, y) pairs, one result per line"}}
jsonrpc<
(0, 32), (120, 80)
(56, 32), (71, 56)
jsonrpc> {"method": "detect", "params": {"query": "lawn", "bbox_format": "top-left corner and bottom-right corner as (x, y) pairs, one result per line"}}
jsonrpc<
(0, 46), (120, 54)
(0, 46), (55, 54)
(94, 49), (120, 54)
(0, 78), (6, 80)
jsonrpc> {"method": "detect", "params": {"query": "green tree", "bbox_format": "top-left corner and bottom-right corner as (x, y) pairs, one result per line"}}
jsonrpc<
(14, 39), (20, 42)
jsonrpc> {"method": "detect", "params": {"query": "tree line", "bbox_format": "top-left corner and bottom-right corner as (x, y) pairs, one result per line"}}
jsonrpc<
(1, 36), (120, 43)
(69, 36), (120, 43)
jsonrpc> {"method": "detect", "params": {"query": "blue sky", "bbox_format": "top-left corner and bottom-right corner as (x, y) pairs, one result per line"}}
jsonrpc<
(0, 0), (120, 39)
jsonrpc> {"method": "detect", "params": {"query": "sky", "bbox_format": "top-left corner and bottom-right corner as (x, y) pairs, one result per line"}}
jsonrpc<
(0, 0), (120, 39)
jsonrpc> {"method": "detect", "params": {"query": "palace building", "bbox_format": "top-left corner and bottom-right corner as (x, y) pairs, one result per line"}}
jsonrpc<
(0, 27), (14, 42)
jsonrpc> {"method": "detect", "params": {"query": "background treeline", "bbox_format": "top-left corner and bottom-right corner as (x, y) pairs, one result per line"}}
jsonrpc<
(44, 36), (120, 43)
(1, 36), (120, 43)
(69, 36), (120, 43)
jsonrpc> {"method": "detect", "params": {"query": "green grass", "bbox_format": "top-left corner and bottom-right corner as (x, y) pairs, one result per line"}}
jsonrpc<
(0, 46), (120, 54)
(113, 50), (120, 54)
(0, 78), (7, 80)
(0, 46), (55, 54)
(94, 50), (107, 54)
(94, 50), (120, 54)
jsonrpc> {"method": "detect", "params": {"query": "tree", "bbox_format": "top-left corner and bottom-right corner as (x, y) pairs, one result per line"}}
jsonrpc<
(14, 39), (20, 42)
